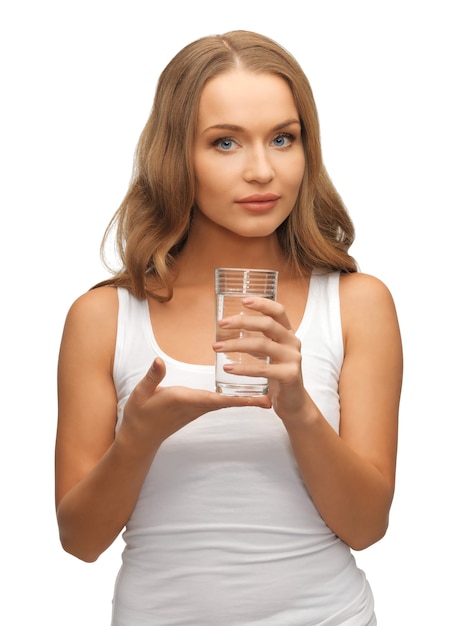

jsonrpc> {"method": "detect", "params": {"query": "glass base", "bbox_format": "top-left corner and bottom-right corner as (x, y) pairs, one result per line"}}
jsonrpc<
(216, 382), (269, 397)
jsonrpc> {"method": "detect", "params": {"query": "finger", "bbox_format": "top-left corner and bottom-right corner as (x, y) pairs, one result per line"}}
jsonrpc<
(217, 315), (293, 344)
(241, 297), (293, 330)
(135, 357), (167, 401)
(224, 359), (301, 386)
(214, 336), (297, 362)
(209, 391), (272, 410)
(176, 387), (272, 411)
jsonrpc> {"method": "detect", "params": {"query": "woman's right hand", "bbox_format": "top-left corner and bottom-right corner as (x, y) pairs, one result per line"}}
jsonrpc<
(120, 357), (271, 449)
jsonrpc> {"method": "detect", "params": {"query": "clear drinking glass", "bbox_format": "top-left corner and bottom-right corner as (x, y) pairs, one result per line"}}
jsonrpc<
(215, 267), (278, 396)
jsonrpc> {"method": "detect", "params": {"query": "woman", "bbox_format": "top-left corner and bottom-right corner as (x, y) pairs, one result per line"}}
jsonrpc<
(55, 30), (403, 625)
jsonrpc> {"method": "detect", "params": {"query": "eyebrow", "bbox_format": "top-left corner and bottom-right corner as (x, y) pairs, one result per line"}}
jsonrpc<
(202, 118), (301, 134)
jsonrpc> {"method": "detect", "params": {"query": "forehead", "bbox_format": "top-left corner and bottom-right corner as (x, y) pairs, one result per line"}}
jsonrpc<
(197, 70), (299, 129)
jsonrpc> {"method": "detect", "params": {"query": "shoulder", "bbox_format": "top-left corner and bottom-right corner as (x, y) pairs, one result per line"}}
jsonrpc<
(339, 271), (397, 314)
(339, 272), (401, 348)
(60, 286), (120, 362)
(65, 285), (119, 325)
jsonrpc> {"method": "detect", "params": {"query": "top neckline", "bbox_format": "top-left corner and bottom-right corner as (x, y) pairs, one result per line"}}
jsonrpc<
(140, 275), (316, 370)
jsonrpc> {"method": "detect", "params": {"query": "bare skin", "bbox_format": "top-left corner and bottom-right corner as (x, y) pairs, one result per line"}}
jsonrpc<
(55, 70), (402, 562)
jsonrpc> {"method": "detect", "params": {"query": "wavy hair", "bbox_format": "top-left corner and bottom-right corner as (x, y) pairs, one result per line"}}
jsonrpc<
(96, 30), (357, 300)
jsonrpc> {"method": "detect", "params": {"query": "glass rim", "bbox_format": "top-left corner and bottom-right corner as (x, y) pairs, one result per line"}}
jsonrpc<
(215, 267), (278, 275)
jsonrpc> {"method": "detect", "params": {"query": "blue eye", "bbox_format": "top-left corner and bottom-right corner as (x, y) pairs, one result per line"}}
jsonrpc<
(214, 137), (236, 151)
(272, 133), (293, 147)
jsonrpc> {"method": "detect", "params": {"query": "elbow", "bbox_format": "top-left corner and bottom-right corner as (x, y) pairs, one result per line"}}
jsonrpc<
(349, 527), (388, 552)
(346, 515), (390, 552)
(56, 501), (106, 563)
(57, 509), (104, 562)
(59, 531), (102, 563)
(347, 481), (394, 551)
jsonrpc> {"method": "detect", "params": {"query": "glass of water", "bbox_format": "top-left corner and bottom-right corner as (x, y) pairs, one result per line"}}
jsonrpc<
(215, 267), (278, 396)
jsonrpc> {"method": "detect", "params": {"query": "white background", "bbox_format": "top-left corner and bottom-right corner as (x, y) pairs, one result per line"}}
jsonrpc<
(1, 1), (464, 624)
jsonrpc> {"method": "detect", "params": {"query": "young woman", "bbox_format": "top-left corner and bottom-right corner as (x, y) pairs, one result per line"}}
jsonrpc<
(55, 30), (403, 625)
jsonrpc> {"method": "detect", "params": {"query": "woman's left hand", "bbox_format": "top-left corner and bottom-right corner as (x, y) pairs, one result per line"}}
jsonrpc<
(213, 297), (312, 423)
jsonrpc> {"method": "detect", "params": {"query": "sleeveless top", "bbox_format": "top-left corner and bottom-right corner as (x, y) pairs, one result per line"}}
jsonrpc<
(111, 272), (376, 625)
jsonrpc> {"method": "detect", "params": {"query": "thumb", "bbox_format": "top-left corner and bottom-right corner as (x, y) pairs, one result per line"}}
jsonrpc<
(137, 357), (166, 399)
(146, 357), (166, 387)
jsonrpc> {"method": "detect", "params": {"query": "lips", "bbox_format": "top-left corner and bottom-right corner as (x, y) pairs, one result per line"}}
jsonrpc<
(236, 193), (280, 212)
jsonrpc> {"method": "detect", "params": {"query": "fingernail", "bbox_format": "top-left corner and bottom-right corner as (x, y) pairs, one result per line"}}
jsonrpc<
(242, 297), (254, 305)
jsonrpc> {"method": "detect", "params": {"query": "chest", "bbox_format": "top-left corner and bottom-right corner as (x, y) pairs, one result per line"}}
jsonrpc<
(147, 286), (217, 364)
(147, 278), (309, 366)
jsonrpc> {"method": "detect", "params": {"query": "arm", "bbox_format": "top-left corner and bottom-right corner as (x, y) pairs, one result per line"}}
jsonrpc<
(214, 273), (403, 550)
(55, 287), (270, 562)
(55, 286), (150, 562)
(284, 274), (402, 549)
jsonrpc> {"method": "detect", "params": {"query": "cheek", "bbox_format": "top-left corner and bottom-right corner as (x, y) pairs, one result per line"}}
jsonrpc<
(195, 175), (222, 201)
(287, 155), (306, 191)
(194, 172), (225, 213)
(196, 159), (234, 199)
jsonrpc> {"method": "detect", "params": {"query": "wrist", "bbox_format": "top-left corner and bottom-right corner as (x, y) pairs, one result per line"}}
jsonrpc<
(116, 413), (162, 460)
(279, 395), (321, 432)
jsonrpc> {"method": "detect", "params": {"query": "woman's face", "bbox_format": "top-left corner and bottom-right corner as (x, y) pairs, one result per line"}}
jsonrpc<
(192, 70), (305, 239)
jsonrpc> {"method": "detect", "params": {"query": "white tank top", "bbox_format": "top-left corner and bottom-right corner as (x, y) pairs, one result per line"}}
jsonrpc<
(111, 272), (376, 625)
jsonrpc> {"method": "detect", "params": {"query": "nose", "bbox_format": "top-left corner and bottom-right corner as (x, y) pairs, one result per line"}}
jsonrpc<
(243, 145), (274, 184)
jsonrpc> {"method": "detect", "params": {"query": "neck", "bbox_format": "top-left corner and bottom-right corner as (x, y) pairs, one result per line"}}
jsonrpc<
(174, 221), (288, 285)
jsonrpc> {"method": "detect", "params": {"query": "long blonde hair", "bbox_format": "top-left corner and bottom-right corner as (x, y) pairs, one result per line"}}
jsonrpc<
(97, 30), (357, 300)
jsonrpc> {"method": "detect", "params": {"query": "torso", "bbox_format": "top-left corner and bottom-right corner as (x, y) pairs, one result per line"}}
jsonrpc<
(110, 271), (377, 624)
